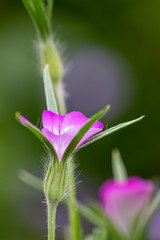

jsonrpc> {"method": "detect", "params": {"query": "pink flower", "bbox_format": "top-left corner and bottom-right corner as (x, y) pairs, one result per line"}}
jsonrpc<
(20, 110), (103, 162)
(99, 177), (155, 236)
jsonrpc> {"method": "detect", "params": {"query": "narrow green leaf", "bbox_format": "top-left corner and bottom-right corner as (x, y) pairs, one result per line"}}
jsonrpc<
(31, 0), (49, 37)
(22, 0), (46, 39)
(77, 202), (124, 240)
(112, 149), (128, 182)
(18, 169), (43, 191)
(80, 116), (145, 149)
(61, 105), (110, 162)
(22, 0), (36, 19)
(15, 112), (58, 161)
(47, 0), (54, 25)
(43, 65), (58, 113)
(77, 203), (105, 228)
(32, 0), (48, 26)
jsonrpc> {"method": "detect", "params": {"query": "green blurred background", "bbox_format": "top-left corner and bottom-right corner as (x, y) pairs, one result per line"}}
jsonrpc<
(0, 0), (160, 239)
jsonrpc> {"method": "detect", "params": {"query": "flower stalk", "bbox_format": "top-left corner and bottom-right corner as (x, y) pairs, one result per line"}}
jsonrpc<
(48, 200), (58, 240)
(44, 159), (68, 240)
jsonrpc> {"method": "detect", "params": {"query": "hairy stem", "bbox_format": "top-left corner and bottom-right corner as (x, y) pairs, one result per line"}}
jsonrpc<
(48, 200), (58, 240)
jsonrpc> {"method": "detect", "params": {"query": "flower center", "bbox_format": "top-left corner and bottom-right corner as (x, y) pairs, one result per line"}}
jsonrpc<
(54, 125), (76, 136)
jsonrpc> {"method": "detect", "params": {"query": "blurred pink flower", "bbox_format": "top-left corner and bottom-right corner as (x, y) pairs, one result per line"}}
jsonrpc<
(20, 110), (103, 161)
(99, 177), (154, 236)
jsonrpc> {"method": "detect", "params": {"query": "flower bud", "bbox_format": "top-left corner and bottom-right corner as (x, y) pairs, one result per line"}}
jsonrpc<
(99, 177), (155, 237)
(44, 159), (68, 203)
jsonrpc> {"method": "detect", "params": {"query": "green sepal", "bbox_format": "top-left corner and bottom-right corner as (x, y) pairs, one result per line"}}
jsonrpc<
(112, 149), (128, 182)
(61, 105), (110, 162)
(79, 116), (145, 149)
(15, 112), (58, 162)
(44, 159), (68, 203)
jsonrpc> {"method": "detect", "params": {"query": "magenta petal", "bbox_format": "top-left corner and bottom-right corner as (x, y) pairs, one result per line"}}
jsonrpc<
(20, 116), (32, 126)
(42, 110), (65, 134)
(76, 121), (103, 148)
(41, 110), (103, 161)
(20, 110), (103, 162)
(61, 112), (90, 132)
(62, 111), (103, 148)
(99, 177), (154, 236)
(42, 126), (76, 162)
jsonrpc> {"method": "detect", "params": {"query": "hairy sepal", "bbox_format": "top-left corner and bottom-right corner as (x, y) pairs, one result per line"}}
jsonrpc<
(44, 158), (68, 203)
(79, 116), (145, 149)
(15, 112), (58, 162)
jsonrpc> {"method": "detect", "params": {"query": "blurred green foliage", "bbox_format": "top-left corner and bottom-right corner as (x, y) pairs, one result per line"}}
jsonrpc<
(0, 0), (160, 239)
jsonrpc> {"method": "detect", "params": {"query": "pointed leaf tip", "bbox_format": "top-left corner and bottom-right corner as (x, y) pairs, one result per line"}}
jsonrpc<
(15, 112), (58, 161)
(106, 104), (111, 110)
(80, 115), (144, 149)
(15, 112), (20, 121)
(140, 115), (145, 119)
(112, 149), (128, 182)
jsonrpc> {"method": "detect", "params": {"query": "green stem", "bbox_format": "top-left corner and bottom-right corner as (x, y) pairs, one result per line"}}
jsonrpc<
(48, 200), (58, 240)
(68, 165), (82, 240)
(47, 0), (54, 26)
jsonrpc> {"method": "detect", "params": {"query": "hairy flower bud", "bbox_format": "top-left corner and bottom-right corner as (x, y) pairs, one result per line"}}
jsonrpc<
(44, 159), (68, 203)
